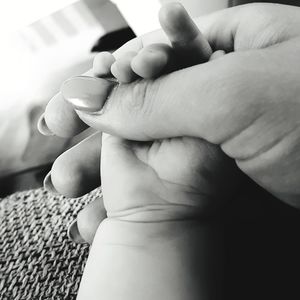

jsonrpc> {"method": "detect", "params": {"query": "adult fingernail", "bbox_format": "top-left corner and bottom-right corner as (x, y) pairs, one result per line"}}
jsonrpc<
(37, 113), (54, 136)
(61, 76), (116, 112)
(43, 171), (59, 195)
(68, 220), (86, 244)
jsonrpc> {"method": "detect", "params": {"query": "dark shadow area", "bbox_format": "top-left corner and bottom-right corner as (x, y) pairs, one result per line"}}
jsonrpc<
(224, 180), (300, 300)
(91, 27), (136, 52)
(0, 164), (51, 198)
(229, 0), (300, 6)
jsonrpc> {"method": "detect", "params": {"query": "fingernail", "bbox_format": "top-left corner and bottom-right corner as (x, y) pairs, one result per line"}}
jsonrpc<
(43, 171), (59, 195)
(67, 220), (86, 244)
(61, 76), (116, 112)
(37, 113), (54, 136)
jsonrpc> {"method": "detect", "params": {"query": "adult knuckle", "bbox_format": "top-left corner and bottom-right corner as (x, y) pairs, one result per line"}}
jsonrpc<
(121, 79), (158, 117)
(52, 156), (83, 197)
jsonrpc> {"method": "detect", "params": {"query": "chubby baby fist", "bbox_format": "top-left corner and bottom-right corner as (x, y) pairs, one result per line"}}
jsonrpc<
(101, 133), (240, 222)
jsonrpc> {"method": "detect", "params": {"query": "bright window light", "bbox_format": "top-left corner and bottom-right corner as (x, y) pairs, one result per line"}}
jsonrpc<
(0, 0), (77, 34)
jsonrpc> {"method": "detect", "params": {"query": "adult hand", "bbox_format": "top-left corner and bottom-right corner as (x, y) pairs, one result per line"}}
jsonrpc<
(43, 3), (300, 216)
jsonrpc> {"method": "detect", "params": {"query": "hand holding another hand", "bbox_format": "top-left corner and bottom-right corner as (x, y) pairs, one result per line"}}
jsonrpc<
(43, 3), (300, 207)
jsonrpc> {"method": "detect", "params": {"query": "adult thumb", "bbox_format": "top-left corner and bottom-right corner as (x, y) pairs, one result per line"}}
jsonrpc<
(61, 50), (264, 144)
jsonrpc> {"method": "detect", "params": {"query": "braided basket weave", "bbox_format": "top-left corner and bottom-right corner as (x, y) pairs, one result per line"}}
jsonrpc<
(0, 188), (101, 299)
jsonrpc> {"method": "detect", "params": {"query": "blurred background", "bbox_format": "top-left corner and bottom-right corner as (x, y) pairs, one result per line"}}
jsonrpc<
(0, 0), (230, 195)
(1, 3), (300, 300)
(0, 0), (298, 195)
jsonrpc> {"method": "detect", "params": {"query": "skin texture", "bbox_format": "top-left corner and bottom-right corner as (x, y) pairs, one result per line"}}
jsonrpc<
(74, 4), (237, 299)
(78, 218), (223, 300)
(42, 3), (300, 209)
(71, 44), (228, 243)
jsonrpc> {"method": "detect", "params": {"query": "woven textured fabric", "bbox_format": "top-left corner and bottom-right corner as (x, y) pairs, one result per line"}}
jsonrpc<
(0, 188), (101, 300)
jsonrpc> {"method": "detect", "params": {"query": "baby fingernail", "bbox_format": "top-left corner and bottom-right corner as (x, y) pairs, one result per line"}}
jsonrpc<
(37, 113), (54, 136)
(68, 220), (86, 244)
(43, 171), (59, 195)
(61, 76), (116, 112)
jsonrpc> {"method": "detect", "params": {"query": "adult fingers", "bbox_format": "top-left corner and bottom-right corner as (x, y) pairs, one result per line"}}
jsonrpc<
(39, 70), (92, 137)
(42, 92), (89, 137)
(46, 132), (101, 198)
(68, 197), (107, 244)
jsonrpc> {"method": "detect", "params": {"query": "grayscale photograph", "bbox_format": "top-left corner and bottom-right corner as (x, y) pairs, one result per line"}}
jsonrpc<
(0, 0), (299, 299)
